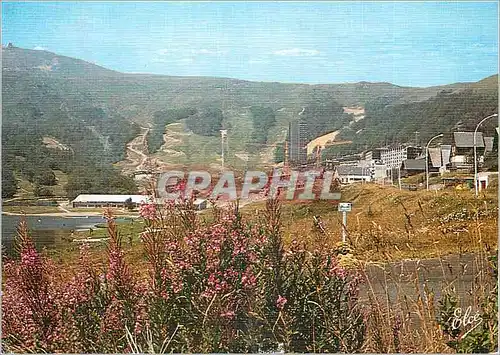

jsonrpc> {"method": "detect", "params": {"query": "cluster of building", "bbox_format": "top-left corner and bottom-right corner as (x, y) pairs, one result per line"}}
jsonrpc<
(320, 131), (497, 186)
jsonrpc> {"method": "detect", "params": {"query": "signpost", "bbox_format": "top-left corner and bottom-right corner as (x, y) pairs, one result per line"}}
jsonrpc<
(338, 202), (352, 243)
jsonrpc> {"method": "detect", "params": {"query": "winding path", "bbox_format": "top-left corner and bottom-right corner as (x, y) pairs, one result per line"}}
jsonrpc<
(125, 125), (150, 171)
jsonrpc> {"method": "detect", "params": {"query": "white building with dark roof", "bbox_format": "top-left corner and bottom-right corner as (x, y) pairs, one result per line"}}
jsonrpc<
(400, 159), (426, 177)
(71, 194), (208, 211)
(71, 194), (150, 208)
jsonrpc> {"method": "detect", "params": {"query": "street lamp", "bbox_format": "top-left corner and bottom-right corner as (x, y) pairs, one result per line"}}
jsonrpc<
(474, 113), (498, 197)
(426, 133), (443, 190)
(220, 130), (227, 170)
(398, 165), (401, 190)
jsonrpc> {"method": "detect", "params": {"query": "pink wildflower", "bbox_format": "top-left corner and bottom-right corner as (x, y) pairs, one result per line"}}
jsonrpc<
(139, 202), (157, 220)
(276, 295), (287, 310)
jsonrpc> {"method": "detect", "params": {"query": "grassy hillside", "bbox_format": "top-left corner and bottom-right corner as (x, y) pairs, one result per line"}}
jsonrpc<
(240, 183), (497, 262)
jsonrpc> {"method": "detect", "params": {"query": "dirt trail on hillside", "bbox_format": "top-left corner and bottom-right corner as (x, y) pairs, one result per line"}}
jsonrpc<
(42, 137), (72, 152)
(157, 123), (189, 158)
(119, 125), (150, 174)
(344, 106), (365, 125)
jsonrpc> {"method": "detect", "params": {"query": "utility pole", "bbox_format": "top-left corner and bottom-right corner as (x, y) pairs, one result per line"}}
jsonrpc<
(426, 133), (443, 190)
(474, 113), (498, 197)
(342, 211), (347, 243)
(398, 166), (401, 190)
(220, 129), (227, 170)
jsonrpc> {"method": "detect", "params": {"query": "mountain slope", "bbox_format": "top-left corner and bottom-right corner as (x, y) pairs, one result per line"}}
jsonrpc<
(2, 46), (498, 179)
(326, 77), (498, 157)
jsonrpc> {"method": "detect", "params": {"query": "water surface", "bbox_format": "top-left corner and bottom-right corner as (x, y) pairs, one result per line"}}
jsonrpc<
(2, 215), (130, 254)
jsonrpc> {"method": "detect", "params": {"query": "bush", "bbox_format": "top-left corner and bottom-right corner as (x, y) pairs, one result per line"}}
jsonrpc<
(2, 165), (18, 198)
(36, 170), (57, 186)
(2, 199), (366, 353)
(33, 184), (55, 197)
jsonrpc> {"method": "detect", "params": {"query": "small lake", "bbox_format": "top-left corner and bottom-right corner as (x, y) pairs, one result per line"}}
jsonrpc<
(1, 215), (133, 254)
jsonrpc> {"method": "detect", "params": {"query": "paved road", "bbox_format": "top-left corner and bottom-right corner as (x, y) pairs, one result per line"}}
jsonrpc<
(360, 252), (492, 309)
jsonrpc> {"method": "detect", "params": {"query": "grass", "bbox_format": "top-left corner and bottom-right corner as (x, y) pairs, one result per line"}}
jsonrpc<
(358, 217), (496, 353)
(2, 205), (62, 214)
(153, 113), (276, 170)
(72, 219), (145, 240)
(401, 172), (447, 186)
(11, 170), (69, 200)
(68, 207), (140, 216)
(241, 183), (498, 262)
(45, 218), (147, 266)
(14, 174), (35, 198)
(153, 121), (220, 167)
(51, 170), (69, 197)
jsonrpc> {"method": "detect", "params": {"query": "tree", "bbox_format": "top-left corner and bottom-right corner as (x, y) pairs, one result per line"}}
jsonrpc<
(250, 106), (276, 144)
(124, 197), (134, 211)
(185, 107), (224, 136)
(65, 166), (138, 200)
(36, 170), (57, 186)
(33, 184), (54, 197)
(2, 167), (18, 198)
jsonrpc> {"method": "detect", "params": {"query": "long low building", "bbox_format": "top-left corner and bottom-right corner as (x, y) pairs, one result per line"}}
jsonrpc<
(71, 194), (208, 210)
(72, 194), (150, 208)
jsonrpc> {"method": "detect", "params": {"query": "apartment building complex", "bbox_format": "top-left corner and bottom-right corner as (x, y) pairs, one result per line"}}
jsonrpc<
(288, 120), (308, 166)
(380, 145), (422, 169)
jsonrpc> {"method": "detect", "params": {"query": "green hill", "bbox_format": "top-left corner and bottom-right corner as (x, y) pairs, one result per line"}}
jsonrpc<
(2, 45), (497, 197)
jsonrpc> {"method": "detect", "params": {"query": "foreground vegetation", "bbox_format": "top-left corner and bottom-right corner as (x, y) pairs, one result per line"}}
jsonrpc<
(2, 187), (498, 353)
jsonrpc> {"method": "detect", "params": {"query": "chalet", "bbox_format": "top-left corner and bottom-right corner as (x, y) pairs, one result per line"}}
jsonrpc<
(484, 137), (495, 153)
(450, 132), (484, 170)
(399, 159), (426, 177)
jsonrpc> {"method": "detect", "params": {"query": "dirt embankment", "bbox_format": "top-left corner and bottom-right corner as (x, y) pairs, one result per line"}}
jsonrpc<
(306, 131), (340, 155)
(42, 137), (72, 152)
